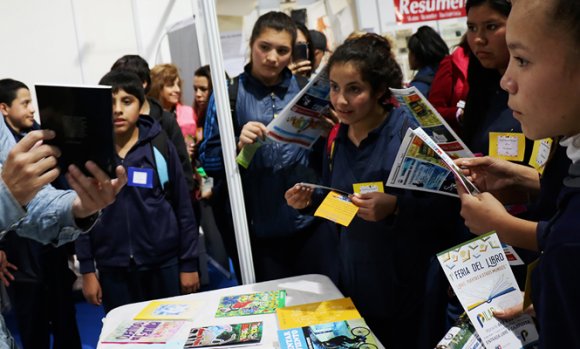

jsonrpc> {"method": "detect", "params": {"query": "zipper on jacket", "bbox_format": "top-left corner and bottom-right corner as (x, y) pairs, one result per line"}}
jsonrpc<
(120, 157), (135, 261)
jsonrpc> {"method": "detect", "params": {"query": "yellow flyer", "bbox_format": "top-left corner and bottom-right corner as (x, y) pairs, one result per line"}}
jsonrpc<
(528, 138), (553, 174)
(352, 181), (384, 194)
(489, 132), (526, 161)
(276, 297), (361, 330)
(314, 191), (359, 227)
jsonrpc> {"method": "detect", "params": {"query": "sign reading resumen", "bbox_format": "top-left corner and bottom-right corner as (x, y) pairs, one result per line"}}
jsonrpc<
(393, 0), (467, 23)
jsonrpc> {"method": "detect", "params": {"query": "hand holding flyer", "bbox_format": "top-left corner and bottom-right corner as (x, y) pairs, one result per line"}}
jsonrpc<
(387, 127), (479, 197)
(411, 127), (480, 195)
(437, 232), (539, 348)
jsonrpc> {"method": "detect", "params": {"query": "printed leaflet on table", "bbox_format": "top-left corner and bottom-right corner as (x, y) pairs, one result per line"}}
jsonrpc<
(278, 318), (379, 349)
(215, 290), (286, 317)
(101, 320), (185, 344)
(183, 322), (263, 348)
(276, 297), (361, 330)
(134, 300), (202, 320)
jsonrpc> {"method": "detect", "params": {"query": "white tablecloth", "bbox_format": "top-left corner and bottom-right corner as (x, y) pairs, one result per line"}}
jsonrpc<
(97, 274), (344, 349)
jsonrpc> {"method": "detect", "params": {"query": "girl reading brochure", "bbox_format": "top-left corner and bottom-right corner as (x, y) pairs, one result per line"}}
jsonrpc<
(285, 33), (458, 348)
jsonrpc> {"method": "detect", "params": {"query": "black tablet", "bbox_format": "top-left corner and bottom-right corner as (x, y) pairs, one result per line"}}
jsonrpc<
(35, 84), (116, 178)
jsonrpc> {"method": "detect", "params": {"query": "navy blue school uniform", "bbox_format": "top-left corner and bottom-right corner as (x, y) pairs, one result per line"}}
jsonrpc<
(532, 158), (580, 347)
(75, 115), (199, 313)
(200, 64), (323, 282)
(467, 88), (530, 157)
(316, 107), (458, 347)
(409, 64), (437, 97)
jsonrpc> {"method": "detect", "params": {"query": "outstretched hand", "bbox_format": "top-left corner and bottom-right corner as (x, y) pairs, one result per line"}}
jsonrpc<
(69, 162), (127, 219)
(285, 184), (314, 210)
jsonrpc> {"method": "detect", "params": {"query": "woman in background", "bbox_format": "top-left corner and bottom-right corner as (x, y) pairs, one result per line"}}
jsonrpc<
(428, 34), (470, 134)
(149, 63), (197, 157)
(407, 26), (449, 97)
(192, 65), (212, 144)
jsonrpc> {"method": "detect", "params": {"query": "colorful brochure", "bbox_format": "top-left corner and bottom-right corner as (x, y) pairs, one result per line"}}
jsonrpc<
(390, 86), (473, 159)
(266, 66), (332, 149)
(276, 297), (361, 330)
(437, 232), (539, 348)
(215, 290), (286, 317)
(387, 128), (479, 197)
(134, 300), (202, 320)
(278, 318), (379, 349)
(183, 322), (263, 348)
(101, 320), (185, 344)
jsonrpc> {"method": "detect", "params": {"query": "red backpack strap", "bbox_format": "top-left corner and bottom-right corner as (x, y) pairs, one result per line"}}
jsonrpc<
(326, 123), (340, 172)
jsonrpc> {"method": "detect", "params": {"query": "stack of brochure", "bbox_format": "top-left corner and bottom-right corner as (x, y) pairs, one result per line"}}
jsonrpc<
(276, 298), (380, 349)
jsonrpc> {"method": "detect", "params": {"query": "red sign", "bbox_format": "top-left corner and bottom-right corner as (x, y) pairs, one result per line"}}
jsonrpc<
(393, 0), (466, 24)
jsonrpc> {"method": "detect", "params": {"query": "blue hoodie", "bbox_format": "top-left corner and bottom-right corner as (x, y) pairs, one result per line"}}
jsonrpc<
(75, 115), (199, 274)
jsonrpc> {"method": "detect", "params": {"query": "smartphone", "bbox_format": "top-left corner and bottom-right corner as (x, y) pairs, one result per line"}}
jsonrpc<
(293, 42), (309, 62)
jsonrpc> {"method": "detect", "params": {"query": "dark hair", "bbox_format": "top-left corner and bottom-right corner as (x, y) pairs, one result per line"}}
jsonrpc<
(407, 26), (449, 68)
(249, 11), (297, 49)
(327, 33), (402, 108)
(548, 0), (580, 48)
(194, 65), (212, 92)
(295, 21), (316, 68)
(110, 55), (151, 93)
(0, 79), (28, 105)
(462, 0), (511, 146)
(466, 0), (511, 17)
(99, 70), (145, 106)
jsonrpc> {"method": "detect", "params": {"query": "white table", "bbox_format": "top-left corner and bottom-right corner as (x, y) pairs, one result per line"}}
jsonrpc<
(98, 274), (345, 349)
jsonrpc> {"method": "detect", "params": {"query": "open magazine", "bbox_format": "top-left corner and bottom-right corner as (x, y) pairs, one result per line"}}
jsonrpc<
(387, 127), (479, 197)
(390, 87), (473, 159)
(265, 66), (331, 149)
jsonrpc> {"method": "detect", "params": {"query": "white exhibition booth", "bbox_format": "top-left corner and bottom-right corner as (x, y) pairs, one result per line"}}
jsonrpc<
(0, 0), (468, 283)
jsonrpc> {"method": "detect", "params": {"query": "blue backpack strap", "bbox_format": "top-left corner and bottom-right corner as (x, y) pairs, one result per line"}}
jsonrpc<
(150, 131), (171, 197)
(153, 146), (169, 190)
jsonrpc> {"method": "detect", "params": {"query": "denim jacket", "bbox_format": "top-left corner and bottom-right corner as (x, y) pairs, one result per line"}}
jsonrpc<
(0, 119), (81, 245)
